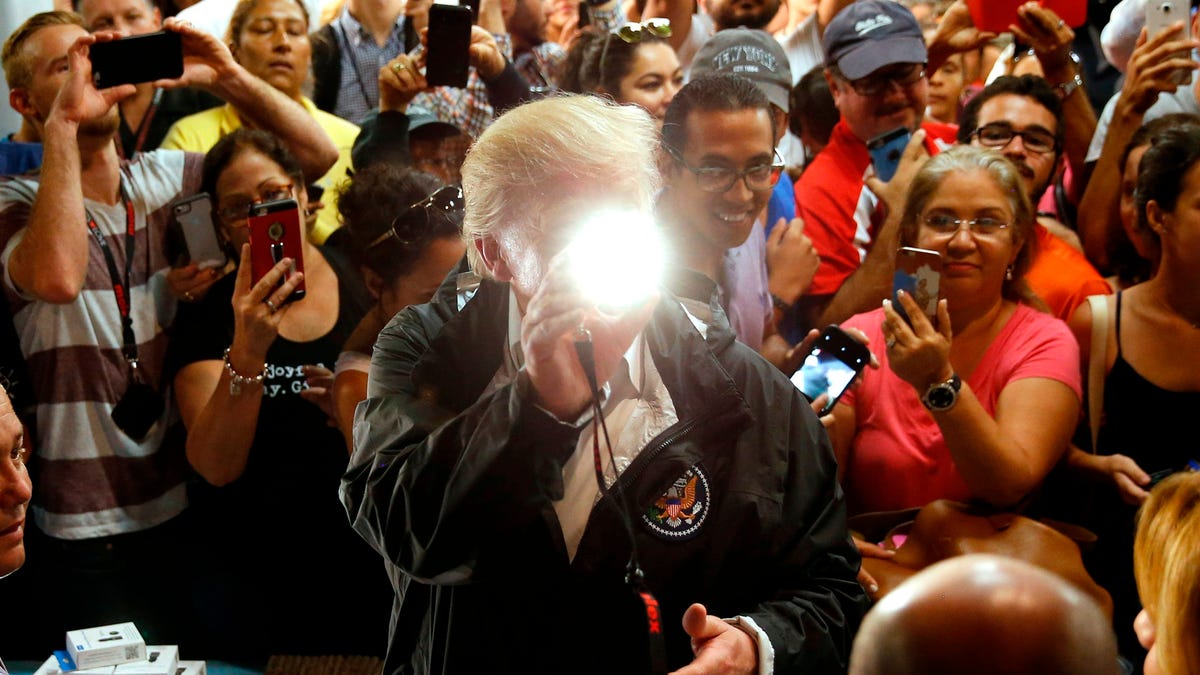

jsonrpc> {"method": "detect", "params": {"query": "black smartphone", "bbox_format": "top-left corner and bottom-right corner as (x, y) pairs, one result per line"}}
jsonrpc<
(892, 246), (942, 325)
(425, 4), (473, 89)
(867, 127), (911, 183)
(791, 325), (871, 416)
(89, 30), (183, 89)
(577, 1), (592, 28)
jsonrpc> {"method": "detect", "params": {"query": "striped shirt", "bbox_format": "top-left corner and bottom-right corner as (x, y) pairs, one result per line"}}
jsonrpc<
(0, 150), (203, 540)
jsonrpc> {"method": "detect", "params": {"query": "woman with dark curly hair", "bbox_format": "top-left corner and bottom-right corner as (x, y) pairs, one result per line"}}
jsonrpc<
(331, 164), (466, 448)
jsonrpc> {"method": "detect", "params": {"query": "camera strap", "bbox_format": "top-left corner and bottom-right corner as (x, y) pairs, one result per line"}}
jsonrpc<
(85, 177), (141, 370)
(575, 334), (668, 675)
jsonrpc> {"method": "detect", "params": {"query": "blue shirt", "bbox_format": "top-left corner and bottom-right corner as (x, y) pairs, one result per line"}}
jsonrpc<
(332, 6), (406, 125)
(0, 136), (43, 175)
(765, 172), (796, 238)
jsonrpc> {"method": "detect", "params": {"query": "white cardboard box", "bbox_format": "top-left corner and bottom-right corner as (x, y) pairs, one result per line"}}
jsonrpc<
(176, 661), (207, 675)
(66, 622), (147, 670)
(112, 645), (179, 675)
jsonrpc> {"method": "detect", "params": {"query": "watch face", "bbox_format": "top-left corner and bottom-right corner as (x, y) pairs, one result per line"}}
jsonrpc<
(927, 385), (955, 409)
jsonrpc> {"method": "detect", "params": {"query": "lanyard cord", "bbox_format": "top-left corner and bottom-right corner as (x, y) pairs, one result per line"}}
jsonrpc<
(574, 329), (668, 675)
(84, 175), (140, 365)
(335, 20), (383, 113)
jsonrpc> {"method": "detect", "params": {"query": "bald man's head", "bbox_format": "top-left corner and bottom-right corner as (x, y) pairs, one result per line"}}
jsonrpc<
(849, 555), (1120, 675)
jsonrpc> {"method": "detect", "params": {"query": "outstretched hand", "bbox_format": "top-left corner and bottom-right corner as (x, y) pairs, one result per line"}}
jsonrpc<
(667, 604), (758, 675)
(153, 18), (239, 92)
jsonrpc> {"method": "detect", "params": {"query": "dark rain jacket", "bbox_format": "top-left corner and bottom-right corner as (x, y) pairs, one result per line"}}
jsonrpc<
(341, 270), (868, 674)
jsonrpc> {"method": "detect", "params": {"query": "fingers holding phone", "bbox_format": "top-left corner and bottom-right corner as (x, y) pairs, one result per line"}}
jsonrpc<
(864, 128), (929, 218)
(230, 244), (301, 361)
(52, 33), (137, 126)
(380, 52), (427, 112)
(790, 325), (871, 417)
(882, 293), (952, 391)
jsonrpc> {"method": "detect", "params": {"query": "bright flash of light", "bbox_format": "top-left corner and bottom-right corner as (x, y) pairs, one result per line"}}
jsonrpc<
(566, 208), (665, 312)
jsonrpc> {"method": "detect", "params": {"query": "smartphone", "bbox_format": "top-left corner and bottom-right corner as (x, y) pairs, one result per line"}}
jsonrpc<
(248, 198), (306, 303)
(578, 1), (592, 28)
(425, 4), (473, 89)
(966, 0), (1088, 33)
(171, 193), (227, 270)
(1144, 0), (1193, 85)
(867, 127), (910, 183)
(791, 326), (871, 416)
(89, 30), (183, 89)
(892, 246), (942, 325)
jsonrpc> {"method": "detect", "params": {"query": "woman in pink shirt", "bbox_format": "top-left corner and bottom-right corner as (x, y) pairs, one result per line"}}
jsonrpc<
(825, 146), (1082, 586)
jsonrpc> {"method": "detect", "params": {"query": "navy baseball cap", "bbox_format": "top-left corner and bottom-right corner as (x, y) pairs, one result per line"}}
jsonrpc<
(822, 1), (927, 81)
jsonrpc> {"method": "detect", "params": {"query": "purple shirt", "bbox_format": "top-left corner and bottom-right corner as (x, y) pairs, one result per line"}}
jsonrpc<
(720, 220), (772, 351)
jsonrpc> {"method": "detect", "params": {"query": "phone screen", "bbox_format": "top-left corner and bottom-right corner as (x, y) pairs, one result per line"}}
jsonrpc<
(426, 5), (473, 88)
(867, 127), (910, 183)
(791, 327), (870, 415)
(89, 31), (183, 89)
(892, 246), (942, 325)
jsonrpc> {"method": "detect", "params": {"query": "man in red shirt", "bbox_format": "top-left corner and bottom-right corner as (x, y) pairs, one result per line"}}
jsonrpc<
(794, 0), (957, 331)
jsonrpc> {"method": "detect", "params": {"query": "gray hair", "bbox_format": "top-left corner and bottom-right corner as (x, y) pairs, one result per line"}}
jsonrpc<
(460, 94), (661, 276)
(899, 145), (1038, 305)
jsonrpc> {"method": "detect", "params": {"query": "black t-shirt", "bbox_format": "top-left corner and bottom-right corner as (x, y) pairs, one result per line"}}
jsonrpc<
(166, 246), (387, 658)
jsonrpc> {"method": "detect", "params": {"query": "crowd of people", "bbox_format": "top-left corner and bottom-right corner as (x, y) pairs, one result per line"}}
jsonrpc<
(1, 0), (1199, 673)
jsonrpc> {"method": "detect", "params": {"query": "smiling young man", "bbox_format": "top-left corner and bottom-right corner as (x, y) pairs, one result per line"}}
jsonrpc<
(658, 73), (805, 370)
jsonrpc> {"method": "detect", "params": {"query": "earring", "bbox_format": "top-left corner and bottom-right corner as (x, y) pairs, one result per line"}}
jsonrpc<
(1005, 265), (1013, 281)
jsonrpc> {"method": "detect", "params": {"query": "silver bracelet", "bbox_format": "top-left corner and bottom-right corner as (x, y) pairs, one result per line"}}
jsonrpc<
(223, 347), (266, 396)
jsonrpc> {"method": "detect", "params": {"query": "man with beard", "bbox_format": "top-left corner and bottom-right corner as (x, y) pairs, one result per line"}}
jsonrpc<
(959, 75), (1111, 321)
(0, 11), (336, 648)
(642, 0), (854, 80)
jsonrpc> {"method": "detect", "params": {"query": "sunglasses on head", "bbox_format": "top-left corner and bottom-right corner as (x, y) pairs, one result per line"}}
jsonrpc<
(368, 185), (465, 249)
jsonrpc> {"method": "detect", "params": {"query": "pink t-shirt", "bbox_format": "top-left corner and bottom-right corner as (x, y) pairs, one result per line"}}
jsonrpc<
(839, 304), (1082, 516)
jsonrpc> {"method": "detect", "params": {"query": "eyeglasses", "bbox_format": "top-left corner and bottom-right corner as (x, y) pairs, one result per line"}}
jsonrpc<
(837, 62), (925, 96)
(922, 213), (1011, 238)
(217, 183), (295, 225)
(614, 18), (672, 43)
(970, 122), (1058, 155)
(369, 185), (465, 249)
(667, 147), (784, 193)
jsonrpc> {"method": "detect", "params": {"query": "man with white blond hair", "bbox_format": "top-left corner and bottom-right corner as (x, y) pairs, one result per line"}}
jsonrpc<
(342, 93), (866, 674)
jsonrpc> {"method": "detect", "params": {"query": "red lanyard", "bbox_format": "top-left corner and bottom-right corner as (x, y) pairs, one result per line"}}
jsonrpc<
(85, 178), (140, 364)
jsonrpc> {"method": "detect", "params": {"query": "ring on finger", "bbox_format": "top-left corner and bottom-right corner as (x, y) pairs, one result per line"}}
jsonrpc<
(885, 337), (897, 350)
(183, 291), (194, 302)
(391, 62), (406, 73)
(1057, 19), (1065, 27)
(265, 298), (278, 313)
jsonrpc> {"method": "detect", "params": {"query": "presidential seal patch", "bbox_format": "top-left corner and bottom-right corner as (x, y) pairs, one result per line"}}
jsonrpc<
(642, 464), (711, 540)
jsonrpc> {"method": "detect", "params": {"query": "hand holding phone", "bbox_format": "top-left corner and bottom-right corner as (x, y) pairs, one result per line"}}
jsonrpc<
(867, 127), (911, 183)
(89, 30), (183, 89)
(248, 198), (306, 304)
(966, 0), (1087, 33)
(892, 247), (942, 326)
(791, 325), (871, 416)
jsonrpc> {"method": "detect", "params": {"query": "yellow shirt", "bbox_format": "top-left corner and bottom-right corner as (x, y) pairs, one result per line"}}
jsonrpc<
(160, 97), (358, 244)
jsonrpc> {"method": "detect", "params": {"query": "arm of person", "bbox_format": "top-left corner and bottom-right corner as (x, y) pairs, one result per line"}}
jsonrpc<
(799, 131), (929, 330)
(640, 0), (693, 50)
(1077, 26), (1198, 269)
(6, 33), (134, 303)
(815, 0), (857, 34)
(925, 0), (998, 76)
(888, 294), (1079, 508)
(175, 249), (303, 486)
(1010, 4), (1097, 201)
(330, 308), (388, 450)
(156, 18), (339, 182)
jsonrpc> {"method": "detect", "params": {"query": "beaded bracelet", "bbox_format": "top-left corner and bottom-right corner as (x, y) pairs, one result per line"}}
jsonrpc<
(223, 347), (267, 396)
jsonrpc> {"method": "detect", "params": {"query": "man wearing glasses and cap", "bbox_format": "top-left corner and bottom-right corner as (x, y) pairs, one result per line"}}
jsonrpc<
(793, 0), (959, 332)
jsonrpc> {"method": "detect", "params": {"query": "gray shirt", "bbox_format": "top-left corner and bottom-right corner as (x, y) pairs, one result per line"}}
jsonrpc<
(1086, 80), (1200, 163)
